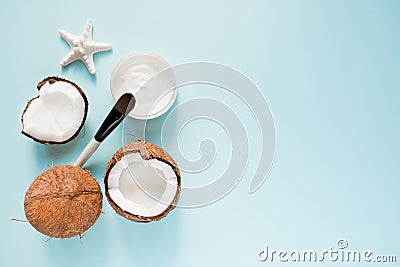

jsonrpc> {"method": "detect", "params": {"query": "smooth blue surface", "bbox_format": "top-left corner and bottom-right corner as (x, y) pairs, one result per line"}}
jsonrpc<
(1, 1), (399, 266)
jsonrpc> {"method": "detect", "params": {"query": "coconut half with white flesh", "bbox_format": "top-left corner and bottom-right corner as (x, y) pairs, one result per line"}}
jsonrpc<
(21, 76), (88, 144)
(104, 141), (181, 222)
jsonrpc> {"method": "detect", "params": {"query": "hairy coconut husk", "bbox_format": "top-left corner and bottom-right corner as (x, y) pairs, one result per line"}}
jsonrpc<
(21, 76), (89, 144)
(104, 141), (181, 222)
(24, 165), (102, 238)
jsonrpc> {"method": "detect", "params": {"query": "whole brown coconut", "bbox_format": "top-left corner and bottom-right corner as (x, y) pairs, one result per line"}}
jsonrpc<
(24, 165), (102, 238)
(104, 141), (181, 223)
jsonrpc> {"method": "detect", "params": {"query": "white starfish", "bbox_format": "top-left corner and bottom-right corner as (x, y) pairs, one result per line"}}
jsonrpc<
(59, 19), (112, 74)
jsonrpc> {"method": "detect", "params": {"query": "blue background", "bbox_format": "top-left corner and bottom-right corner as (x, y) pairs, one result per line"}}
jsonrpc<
(1, 0), (399, 266)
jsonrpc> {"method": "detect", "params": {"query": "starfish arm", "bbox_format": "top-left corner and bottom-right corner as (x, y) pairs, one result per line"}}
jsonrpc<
(58, 30), (78, 46)
(82, 54), (96, 74)
(60, 49), (80, 66)
(85, 41), (112, 54)
(81, 19), (93, 41)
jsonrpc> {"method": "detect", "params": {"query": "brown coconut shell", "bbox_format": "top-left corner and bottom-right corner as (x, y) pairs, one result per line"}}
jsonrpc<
(21, 76), (89, 144)
(24, 165), (102, 238)
(104, 141), (181, 223)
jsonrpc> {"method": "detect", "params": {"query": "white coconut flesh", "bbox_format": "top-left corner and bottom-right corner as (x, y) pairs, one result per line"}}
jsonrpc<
(22, 81), (86, 143)
(107, 153), (178, 218)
